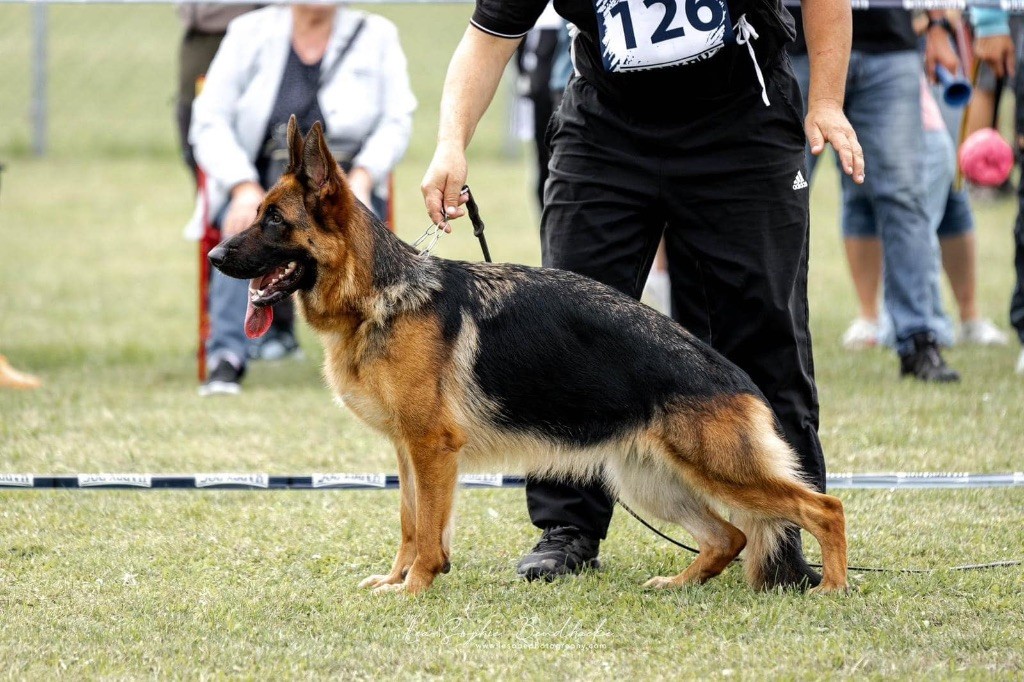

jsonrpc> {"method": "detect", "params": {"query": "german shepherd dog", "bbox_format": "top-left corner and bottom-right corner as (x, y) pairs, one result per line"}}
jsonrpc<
(209, 116), (849, 595)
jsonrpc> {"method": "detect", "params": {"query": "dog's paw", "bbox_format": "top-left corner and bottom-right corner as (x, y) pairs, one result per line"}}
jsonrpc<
(642, 576), (682, 590)
(369, 576), (433, 596)
(402, 572), (435, 595)
(358, 573), (403, 590)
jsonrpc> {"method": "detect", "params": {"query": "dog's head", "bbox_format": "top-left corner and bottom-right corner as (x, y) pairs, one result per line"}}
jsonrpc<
(208, 115), (364, 339)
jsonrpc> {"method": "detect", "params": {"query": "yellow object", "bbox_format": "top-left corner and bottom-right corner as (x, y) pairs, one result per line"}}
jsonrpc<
(0, 355), (42, 389)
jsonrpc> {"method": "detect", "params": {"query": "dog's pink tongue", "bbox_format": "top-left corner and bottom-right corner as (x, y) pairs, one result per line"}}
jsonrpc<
(245, 296), (273, 339)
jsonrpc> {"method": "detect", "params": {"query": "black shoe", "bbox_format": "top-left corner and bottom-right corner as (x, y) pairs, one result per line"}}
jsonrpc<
(199, 358), (245, 396)
(899, 332), (960, 382)
(759, 526), (822, 591)
(516, 525), (601, 582)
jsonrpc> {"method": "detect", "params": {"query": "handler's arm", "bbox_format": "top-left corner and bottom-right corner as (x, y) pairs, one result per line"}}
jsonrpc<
(801, 0), (865, 184)
(421, 26), (521, 226)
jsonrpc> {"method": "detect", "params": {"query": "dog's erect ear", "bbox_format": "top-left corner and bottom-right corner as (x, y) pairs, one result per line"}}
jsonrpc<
(302, 121), (339, 191)
(286, 114), (304, 174)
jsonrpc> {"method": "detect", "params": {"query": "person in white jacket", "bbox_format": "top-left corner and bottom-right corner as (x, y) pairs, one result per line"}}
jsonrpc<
(189, 3), (416, 395)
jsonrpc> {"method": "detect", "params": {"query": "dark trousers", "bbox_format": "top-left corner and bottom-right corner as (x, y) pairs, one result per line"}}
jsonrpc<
(528, 61), (825, 539)
(176, 30), (227, 183)
(518, 27), (563, 209)
(1012, 57), (1024, 344)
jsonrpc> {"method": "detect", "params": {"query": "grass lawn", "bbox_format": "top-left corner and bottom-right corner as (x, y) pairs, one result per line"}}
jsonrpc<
(1, 4), (1023, 679)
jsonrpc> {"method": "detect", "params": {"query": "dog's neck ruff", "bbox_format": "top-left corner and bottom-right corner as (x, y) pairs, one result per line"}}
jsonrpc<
(303, 211), (443, 333)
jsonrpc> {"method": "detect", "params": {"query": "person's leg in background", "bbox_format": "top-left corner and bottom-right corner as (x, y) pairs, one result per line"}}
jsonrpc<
(964, 62), (1000, 139)
(927, 75), (1010, 346)
(517, 26), (561, 212)
(837, 189), (884, 349)
(176, 29), (225, 184)
(842, 51), (959, 380)
(936, 192), (1010, 345)
(202, 267), (249, 396)
(877, 123), (957, 349)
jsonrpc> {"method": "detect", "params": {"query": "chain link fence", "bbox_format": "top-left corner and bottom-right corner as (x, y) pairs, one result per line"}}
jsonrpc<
(0, 4), (184, 159)
(0, 2), (525, 165)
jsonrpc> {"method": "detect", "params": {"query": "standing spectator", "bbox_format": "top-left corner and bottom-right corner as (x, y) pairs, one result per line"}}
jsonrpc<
(422, 0), (863, 587)
(175, 2), (261, 183)
(847, 75), (1008, 351)
(971, 8), (1024, 373)
(789, 8), (962, 381)
(190, 3), (416, 396)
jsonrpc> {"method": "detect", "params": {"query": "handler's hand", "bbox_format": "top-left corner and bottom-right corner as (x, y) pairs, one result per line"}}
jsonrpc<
(805, 98), (865, 184)
(924, 23), (961, 83)
(347, 167), (375, 212)
(975, 35), (1016, 80)
(421, 142), (470, 232)
(224, 182), (265, 237)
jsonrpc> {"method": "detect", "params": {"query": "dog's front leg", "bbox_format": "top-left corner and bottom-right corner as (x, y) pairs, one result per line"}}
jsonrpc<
(377, 429), (461, 595)
(360, 445), (417, 591)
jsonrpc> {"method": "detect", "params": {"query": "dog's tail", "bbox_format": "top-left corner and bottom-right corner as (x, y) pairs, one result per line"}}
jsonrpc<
(724, 397), (818, 590)
(731, 512), (791, 589)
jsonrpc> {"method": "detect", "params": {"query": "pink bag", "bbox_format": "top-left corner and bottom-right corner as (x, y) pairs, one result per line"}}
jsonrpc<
(958, 128), (1014, 187)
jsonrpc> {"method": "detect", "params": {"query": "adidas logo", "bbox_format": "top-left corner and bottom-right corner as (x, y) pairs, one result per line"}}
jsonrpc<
(792, 170), (808, 190)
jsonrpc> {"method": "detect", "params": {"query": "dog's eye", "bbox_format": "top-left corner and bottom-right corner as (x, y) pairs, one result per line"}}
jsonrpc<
(265, 211), (283, 228)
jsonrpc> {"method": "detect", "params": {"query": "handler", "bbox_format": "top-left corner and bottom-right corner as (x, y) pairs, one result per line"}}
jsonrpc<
(421, 0), (863, 588)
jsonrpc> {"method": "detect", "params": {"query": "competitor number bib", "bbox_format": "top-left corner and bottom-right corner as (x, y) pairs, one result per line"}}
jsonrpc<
(594, 0), (733, 72)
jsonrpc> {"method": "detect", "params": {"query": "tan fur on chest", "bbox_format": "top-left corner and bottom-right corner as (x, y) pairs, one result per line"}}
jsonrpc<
(321, 311), (452, 441)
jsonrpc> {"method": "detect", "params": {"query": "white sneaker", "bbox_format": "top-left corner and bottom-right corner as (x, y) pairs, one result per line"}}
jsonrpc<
(1016, 348), (1024, 375)
(841, 318), (879, 350)
(958, 319), (1009, 346)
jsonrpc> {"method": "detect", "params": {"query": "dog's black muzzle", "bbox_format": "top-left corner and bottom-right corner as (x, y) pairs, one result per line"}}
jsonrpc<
(207, 242), (230, 271)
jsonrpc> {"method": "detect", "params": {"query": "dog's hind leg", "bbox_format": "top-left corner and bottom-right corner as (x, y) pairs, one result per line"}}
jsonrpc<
(359, 444), (417, 590)
(661, 395), (849, 593)
(642, 503), (747, 590)
(609, 459), (746, 589)
(730, 485), (848, 594)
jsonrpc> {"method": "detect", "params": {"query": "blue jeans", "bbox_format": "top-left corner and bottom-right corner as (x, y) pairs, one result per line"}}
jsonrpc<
(791, 50), (940, 355)
(874, 127), (957, 348)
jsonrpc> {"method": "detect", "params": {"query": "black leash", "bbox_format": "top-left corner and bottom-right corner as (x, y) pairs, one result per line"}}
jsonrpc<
(619, 499), (1021, 574)
(461, 185), (491, 264)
